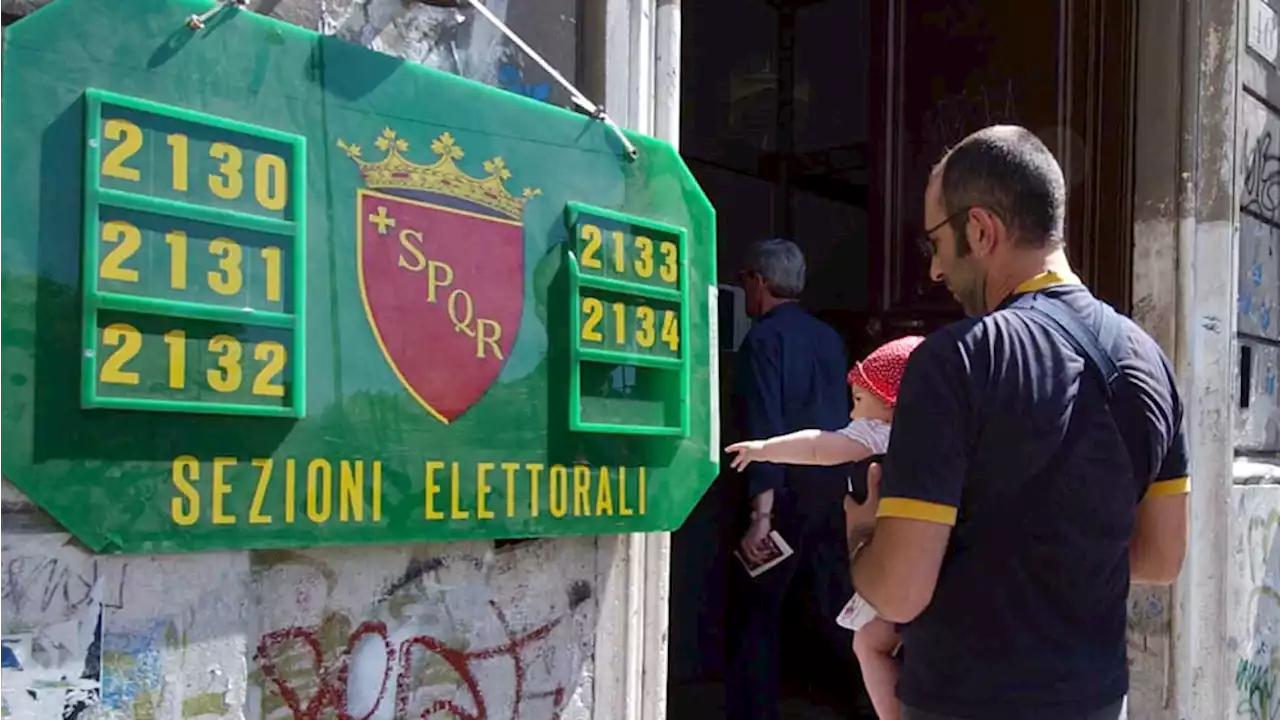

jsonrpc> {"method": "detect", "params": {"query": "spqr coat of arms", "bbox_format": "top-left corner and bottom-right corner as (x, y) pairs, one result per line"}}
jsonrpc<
(338, 128), (540, 423)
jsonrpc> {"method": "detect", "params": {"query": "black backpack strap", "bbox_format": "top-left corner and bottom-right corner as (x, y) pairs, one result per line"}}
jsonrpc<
(1008, 292), (1121, 398)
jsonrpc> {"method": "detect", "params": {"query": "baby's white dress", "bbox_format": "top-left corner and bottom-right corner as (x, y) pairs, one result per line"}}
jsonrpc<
(833, 417), (891, 631)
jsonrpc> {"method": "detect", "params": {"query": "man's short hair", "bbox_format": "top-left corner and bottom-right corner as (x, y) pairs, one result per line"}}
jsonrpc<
(936, 125), (1067, 248)
(744, 238), (806, 298)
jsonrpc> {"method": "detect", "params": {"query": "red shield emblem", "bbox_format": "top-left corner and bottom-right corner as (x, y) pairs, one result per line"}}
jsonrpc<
(357, 189), (523, 423)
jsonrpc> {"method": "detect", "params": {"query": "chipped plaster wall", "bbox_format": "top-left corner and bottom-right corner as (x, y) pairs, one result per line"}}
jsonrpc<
(1130, 0), (1275, 716)
(1, 519), (600, 720)
(1126, 4), (1186, 718)
(1, 1), (616, 719)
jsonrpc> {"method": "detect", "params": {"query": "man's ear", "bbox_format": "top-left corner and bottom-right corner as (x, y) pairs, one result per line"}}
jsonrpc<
(968, 207), (1002, 257)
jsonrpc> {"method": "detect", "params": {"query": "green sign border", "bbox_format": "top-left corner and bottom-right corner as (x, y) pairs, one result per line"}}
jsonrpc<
(79, 89), (309, 418)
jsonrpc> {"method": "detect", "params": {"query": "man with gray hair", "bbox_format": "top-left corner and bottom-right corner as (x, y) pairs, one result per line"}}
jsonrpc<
(726, 238), (856, 720)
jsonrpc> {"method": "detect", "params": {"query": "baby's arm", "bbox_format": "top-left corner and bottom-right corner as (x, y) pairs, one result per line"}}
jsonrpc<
(726, 429), (874, 470)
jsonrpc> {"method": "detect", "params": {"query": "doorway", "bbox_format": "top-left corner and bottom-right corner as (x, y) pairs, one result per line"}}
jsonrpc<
(667, 0), (1138, 718)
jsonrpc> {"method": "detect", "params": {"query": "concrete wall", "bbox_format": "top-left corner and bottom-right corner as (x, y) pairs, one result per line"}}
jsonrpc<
(1128, 0), (1257, 716)
(1212, 0), (1280, 716)
(1, 516), (598, 720)
(1237, 0), (1280, 454)
(1230, 462), (1280, 720)
(1, 1), (621, 719)
(1233, 7), (1280, 708)
(1127, 3), (1189, 716)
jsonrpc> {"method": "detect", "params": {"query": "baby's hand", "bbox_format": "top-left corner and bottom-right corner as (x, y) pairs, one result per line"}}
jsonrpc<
(725, 440), (766, 471)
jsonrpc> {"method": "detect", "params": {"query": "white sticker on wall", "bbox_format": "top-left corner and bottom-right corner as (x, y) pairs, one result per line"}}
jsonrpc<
(708, 284), (721, 464)
(1249, 0), (1280, 67)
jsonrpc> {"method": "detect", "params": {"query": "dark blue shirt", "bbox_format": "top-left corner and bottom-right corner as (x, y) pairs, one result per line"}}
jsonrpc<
(732, 303), (850, 504)
(876, 273), (1190, 719)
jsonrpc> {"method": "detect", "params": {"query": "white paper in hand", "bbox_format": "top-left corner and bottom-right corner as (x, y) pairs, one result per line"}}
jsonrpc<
(733, 530), (795, 578)
(836, 593), (879, 631)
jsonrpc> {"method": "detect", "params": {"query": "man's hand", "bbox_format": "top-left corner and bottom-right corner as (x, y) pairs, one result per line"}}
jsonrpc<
(740, 515), (773, 564)
(726, 440), (766, 471)
(844, 462), (881, 551)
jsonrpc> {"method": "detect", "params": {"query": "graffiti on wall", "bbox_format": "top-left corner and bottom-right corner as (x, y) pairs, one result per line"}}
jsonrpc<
(1245, 129), (1280, 220)
(1244, 127), (1280, 226)
(1126, 589), (1169, 660)
(1238, 645), (1280, 720)
(256, 598), (577, 720)
(0, 536), (595, 719)
(1235, 506), (1280, 720)
(0, 552), (113, 719)
(251, 548), (594, 720)
(2, 538), (255, 719)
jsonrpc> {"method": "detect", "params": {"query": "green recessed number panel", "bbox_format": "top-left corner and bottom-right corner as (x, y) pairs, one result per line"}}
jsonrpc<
(3, 0), (716, 554)
(566, 203), (690, 437)
(81, 89), (307, 418)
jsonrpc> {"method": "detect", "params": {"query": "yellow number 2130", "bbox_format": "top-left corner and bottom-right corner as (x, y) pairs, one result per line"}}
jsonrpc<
(99, 117), (289, 213)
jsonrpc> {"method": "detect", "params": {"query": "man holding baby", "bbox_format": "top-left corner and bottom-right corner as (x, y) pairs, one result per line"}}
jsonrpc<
(844, 126), (1190, 720)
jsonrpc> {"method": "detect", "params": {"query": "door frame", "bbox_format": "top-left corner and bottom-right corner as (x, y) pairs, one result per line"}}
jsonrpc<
(866, 0), (1139, 316)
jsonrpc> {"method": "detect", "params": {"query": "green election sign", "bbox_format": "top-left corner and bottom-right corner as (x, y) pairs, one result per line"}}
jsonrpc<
(2, 0), (719, 553)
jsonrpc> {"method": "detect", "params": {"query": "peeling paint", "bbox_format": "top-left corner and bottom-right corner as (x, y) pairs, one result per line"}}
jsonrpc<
(181, 691), (230, 718)
(1, 532), (597, 719)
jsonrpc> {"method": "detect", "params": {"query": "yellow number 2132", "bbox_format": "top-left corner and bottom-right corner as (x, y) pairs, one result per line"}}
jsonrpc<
(99, 323), (287, 399)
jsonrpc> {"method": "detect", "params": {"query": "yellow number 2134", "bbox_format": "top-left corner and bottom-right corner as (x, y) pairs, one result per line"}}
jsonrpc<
(579, 299), (680, 353)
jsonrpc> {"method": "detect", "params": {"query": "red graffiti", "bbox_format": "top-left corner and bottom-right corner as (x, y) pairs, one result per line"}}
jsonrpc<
(255, 620), (395, 720)
(255, 601), (567, 720)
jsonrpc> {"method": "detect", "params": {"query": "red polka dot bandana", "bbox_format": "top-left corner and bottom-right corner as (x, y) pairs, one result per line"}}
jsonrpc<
(847, 335), (926, 408)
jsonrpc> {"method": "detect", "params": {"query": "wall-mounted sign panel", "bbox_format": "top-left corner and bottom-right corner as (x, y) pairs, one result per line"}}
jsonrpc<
(1, 0), (718, 553)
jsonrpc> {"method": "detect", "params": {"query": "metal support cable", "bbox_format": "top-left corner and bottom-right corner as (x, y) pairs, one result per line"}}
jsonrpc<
(184, 0), (637, 160)
(186, 0), (245, 30)
(461, 0), (639, 161)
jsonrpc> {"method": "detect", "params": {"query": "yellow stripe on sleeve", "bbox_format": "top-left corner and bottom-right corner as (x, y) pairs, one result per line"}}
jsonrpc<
(1145, 476), (1190, 499)
(876, 497), (958, 526)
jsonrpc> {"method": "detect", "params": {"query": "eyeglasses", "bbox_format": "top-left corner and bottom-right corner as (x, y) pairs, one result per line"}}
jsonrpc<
(915, 206), (973, 259)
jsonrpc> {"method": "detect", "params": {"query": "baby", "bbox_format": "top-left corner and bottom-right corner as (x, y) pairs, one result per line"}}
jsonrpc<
(725, 334), (924, 720)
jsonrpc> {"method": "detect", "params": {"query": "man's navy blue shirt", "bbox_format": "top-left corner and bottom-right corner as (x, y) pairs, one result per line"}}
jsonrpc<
(733, 303), (850, 507)
(876, 273), (1190, 719)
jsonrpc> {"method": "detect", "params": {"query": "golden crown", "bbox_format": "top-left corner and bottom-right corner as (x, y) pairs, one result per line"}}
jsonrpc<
(337, 128), (541, 221)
